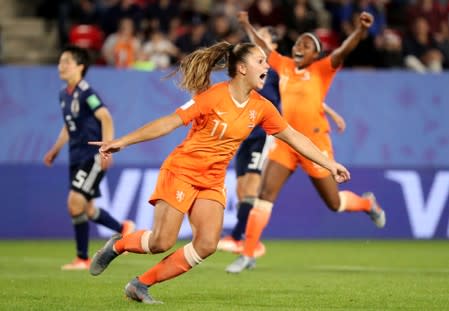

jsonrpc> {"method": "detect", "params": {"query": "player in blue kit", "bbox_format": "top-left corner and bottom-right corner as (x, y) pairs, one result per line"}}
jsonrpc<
(44, 45), (135, 270)
(217, 27), (281, 258)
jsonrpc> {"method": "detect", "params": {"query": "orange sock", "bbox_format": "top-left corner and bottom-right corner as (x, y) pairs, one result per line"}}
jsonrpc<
(243, 206), (271, 257)
(114, 230), (152, 254)
(139, 243), (202, 286)
(339, 191), (371, 212)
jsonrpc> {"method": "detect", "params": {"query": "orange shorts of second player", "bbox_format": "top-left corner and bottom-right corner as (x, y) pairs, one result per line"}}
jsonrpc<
(268, 132), (334, 178)
(149, 169), (227, 213)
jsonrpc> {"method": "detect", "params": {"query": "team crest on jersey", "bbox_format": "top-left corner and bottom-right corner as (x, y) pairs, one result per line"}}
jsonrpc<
(248, 110), (257, 128)
(249, 110), (257, 122)
(176, 190), (185, 202)
(71, 99), (80, 117)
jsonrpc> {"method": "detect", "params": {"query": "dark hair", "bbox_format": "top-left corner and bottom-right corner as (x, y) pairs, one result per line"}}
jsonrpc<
(61, 45), (91, 77)
(171, 41), (257, 94)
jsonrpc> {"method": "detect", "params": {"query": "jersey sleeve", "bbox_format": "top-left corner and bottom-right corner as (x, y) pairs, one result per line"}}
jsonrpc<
(268, 50), (285, 74)
(175, 91), (214, 125)
(84, 89), (105, 112)
(259, 99), (288, 135)
(314, 56), (339, 88)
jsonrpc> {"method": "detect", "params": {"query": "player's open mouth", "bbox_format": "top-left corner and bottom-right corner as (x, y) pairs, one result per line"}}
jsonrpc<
(259, 72), (267, 81)
(294, 53), (304, 62)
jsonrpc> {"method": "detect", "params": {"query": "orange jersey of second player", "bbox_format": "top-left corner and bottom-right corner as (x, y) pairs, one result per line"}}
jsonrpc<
(268, 50), (339, 136)
(161, 81), (288, 188)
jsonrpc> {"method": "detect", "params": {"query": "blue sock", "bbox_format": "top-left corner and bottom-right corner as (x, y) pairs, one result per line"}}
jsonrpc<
(231, 199), (255, 241)
(72, 214), (89, 259)
(90, 207), (122, 232)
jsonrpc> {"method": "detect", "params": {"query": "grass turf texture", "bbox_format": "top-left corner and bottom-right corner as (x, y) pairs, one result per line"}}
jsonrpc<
(0, 240), (448, 310)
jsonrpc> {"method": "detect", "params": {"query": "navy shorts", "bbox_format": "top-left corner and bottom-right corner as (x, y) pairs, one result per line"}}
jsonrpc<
(235, 136), (272, 177)
(69, 154), (104, 200)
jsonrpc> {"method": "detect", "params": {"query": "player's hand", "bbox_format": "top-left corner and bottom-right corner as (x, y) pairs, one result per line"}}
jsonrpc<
(237, 11), (250, 26)
(333, 115), (346, 133)
(330, 162), (351, 184)
(43, 150), (58, 167)
(359, 11), (374, 29)
(89, 139), (124, 159)
(100, 154), (113, 170)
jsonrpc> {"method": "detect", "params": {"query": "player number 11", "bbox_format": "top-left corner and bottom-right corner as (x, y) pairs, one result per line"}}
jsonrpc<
(210, 120), (228, 139)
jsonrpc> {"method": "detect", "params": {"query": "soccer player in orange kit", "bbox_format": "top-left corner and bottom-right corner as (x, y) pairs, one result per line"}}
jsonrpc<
(87, 41), (350, 304)
(225, 11), (386, 273)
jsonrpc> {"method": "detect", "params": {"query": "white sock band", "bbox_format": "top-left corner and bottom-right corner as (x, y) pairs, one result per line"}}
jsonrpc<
(183, 242), (203, 267)
(141, 230), (153, 253)
(254, 199), (273, 212)
(72, 213), (88, 224)
(337, 192), (347, 212)
(89, 207), (100, 220)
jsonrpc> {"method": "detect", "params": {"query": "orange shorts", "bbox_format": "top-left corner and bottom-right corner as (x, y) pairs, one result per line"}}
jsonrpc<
(149, 169), (226, 214)
(268, 133), (334, 178)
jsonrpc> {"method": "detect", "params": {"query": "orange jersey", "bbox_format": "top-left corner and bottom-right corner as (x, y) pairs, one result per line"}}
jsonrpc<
(162, 81), (288, 188)
(268, 51), (338, 136)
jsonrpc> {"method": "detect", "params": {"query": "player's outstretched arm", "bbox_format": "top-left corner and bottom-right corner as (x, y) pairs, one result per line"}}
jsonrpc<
(330, 11), (374, 68)
(237, 11), (272, 56)
(274, 126), (350, 183)
(43, 125), (69, 166)
(89, 113), (183, 159)
(94, 107), (115, 170)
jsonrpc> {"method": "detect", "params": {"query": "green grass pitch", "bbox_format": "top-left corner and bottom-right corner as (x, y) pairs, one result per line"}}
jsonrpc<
(1, 240), (448, 310)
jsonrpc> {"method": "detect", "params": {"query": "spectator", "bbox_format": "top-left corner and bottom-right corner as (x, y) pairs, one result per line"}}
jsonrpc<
(376, 28), (404, 68)
(175, 16), (210, 57)
(101, 0), (143, 36)
(102, 17), (141, 68)
(247, 0), (284, 27)
(140, 29), (179, 69)
(204, 13), (235, 44)
(407, 0), (447, 37)
(403, 17), (444, 73)
(285, 0), (318, 46)
(435, 21), (449, 69)
(71, 0), (103, 26)
(144, 0), (180, 34)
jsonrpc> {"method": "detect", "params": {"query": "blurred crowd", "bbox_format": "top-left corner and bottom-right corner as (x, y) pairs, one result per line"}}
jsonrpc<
(37, 0), (449, 72)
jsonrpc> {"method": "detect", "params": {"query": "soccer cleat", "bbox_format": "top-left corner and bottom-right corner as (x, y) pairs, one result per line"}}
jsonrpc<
(121, 220), (135, 236)
(363, 192), (386, 228)
(225, 255), (256, 274)
(217, 236), (243, 253)
(89, 234), (121, 276)
(124, 277), (163, 304)
(61, 257), (91, 271)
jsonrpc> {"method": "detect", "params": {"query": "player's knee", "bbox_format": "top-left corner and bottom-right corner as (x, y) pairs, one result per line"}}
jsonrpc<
(149, 233), (176, 254)
(258, 188), (277, 203)
(67, 192), (86, 215)
(193, 237), (218, 258)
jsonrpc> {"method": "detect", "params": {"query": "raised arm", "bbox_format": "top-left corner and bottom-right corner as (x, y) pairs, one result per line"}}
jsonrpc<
(90, 113), (184, 158)
(274, 126), (350, 183)
(237, 11), (272, 56)
(330, 11), (374, 68)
